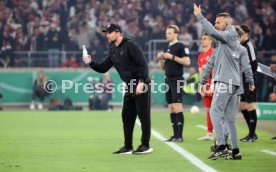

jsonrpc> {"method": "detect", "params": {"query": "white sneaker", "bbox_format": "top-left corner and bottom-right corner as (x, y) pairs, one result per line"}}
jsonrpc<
(37, 103), (43, 110)
(30, 103), (35, 110)
(198, 134), (214, 141)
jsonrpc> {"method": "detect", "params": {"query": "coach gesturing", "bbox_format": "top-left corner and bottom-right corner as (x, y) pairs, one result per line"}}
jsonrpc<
(194, 4), (255, 160)
(83, 24), (152, 155)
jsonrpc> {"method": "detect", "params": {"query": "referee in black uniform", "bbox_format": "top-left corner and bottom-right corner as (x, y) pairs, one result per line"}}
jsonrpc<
(157, 25), (190, 142)
(83, 24), (152, 154)
(239, 24), (258, 142)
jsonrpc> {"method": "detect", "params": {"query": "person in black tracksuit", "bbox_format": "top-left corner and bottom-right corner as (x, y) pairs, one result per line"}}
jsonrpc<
(157, 25), (190, 142)
(83, 24), (152, 155)
(239, 24), (259, 142)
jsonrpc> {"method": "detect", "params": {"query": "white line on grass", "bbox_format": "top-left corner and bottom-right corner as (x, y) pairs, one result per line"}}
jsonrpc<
(196, 125), (207, 130)
(261, 150), (276, 156)
(136, 121), (217, 172)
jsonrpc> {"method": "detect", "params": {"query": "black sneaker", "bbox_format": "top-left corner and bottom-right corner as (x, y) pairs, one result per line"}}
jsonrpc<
(254, 134), (258, 140)
(173, 137), (183, 142)
(166, 136), (175, 142)
(225, 153), (242, 160)
(240, 135), (250, 142)
(166, 136), (183, 142)
(271, 136), (276, 141)
(210, 145), (217, 152)
(208, 149), (229, 160)
(226, 144), (232, 150)
(241, 134), (258, 142)
(241, 136), (256, 142)
(132, 145), (153, 155)
(211, 144), (231, 152)
(113, 146), (133, 154)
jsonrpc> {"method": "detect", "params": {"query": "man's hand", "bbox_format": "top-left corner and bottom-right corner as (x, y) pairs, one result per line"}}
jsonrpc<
(200, 84), (206, 97)
(162, 52), (174, 60)
(83, 55), (92, 64)
(136, 81), (145, 95)
(249, 84), (255, 91)
(205, 83), (215, 97)
(270, 64), (276, 71)
(193, 3), (202, 16)
(157, 52), (164, 60)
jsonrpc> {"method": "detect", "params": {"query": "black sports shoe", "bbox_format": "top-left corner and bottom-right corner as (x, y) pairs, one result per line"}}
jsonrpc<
(166, 136), (175, 142)
(240, 136), (256, 142)
(166, 136), (183, 142)
(210, 145), (217, 152)
(241, 134), (258, 142)
(132, 145), (153, 155)
(271, 136), (276, 141)
(254, 134), (258, 140)
(113, 146), (133, 154)
(208, 149), (229, 160)
(173, 137), (183, 142)
(226, 144), (232, 150)
(211, 144), (231, 152)
(240, 135), (250, 142)
(225, 153), (242, 160)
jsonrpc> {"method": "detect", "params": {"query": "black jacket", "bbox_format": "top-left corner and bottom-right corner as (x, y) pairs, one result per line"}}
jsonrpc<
(89, 38), (149, 83)
(241, 39), (258, 73)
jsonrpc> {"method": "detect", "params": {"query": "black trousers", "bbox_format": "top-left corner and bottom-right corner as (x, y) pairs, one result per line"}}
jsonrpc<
(122, 82), (151, 148)
(32, 87), (47, 102)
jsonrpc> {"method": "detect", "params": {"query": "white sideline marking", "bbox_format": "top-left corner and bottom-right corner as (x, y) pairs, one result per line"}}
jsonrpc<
(136, 121), (217, 172)
(196, 125), (207, 130)
(261, 150), (276, 156)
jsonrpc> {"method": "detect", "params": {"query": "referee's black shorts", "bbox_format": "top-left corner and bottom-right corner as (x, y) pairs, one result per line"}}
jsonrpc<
(165, 77), (184, 104)
(240, 75), (257, 103)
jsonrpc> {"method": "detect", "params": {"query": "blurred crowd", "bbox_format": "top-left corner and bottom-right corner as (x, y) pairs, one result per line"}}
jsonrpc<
(0, 0), (275, 67)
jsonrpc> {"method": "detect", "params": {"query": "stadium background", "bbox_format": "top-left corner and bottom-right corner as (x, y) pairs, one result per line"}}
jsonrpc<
(0, 0), (275, 106)
(0, 1), (276, 171)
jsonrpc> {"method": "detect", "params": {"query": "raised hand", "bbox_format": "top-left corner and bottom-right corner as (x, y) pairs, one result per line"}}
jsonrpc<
(193, 3), (202, 16)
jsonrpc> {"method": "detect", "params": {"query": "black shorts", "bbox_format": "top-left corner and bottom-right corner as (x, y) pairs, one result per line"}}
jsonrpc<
(165, 78), (184, 104)
(240, 78), (257, 103)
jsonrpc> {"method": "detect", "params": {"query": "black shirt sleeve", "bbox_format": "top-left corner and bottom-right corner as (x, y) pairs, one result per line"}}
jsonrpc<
(179, 44), (189, 57)
(251, 46), (258, 72)
(246, 41), (258, 72)
(128, 41), (149, 81)
(89, 53), (113, 73)
(251, 60), (258, 72)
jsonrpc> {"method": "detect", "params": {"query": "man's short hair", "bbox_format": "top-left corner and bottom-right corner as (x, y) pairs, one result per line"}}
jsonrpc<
(201, 32), (212, 40)
(234, 25), (245, 37)
(240, 24), (251, 33)
(216, 12), (233, 25)
(167, 25), (180, 34)
(216, 12), (231, 18)
(202, 32), (210, 37)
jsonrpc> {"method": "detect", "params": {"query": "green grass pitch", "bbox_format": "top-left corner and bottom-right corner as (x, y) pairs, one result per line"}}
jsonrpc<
(0, 111), (275, 172)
